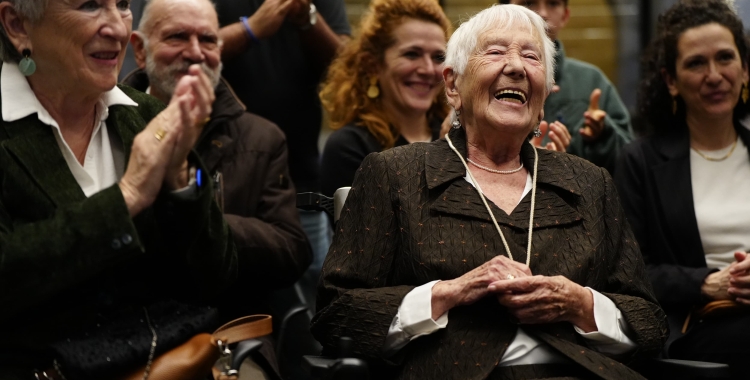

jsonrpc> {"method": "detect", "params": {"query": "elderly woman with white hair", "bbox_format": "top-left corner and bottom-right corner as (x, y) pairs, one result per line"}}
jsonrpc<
(311, 4), (667, 379)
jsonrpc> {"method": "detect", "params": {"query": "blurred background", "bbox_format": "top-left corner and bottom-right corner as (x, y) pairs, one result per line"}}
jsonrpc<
(119, 0), (750, 148)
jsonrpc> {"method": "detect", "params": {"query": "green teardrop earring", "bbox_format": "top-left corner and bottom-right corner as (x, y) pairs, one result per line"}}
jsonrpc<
(19, 49), (36, 77)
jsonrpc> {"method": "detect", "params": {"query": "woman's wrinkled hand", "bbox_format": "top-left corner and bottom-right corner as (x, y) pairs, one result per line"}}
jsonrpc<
(118, 65), (215, 216)
(490, 275), (596, 332)
(728, 252), (750, 304)
(431, 255), (531, 320)
(118, 103), (182, 217)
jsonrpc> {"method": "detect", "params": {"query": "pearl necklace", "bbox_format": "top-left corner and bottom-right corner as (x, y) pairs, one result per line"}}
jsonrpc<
(445, 134), (538, 266)
(467, 158), (524, 174)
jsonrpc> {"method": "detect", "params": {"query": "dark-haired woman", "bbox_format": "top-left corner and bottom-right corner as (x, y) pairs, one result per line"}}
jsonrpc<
(615, 1), (750, 377)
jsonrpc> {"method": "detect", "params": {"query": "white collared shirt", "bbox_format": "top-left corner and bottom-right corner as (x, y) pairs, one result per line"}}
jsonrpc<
(1, 62), (137, 197)
(383, 172), (637, 363)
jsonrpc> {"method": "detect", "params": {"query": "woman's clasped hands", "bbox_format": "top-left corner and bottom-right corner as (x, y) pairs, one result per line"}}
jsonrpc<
(431, 255), (596, 332)
(704, 252), (750, 304)
(119, 64), (215, 217)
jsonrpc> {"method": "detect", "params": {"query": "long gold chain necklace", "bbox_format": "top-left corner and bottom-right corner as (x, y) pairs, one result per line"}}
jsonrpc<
(445, 134), (538, 266)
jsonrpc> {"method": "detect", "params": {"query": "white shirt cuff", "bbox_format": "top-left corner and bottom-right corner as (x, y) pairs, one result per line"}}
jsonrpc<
(573, 287), (637, 355)
(382, 280), (448, 355)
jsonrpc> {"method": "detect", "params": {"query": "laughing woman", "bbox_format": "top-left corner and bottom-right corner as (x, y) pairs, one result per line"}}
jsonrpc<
(312, 4), (666, 379)
(0, 0), (235, 378)
(318, 0), (451, 197)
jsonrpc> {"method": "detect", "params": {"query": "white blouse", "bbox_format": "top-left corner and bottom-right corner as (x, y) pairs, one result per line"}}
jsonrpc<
(690, 137), (750, 269)
(1, 62), (137, 197)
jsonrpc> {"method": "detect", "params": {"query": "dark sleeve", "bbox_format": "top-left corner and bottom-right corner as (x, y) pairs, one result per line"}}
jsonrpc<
(614, 144), (712, 309)
(597, 168), (669, 361)
(311, 152), (414, 359)
(320, 127), (376, 197)
(152, 157), (238, 298)
(224, 128), (312, 290)
(581, 78), (633, 174)
(315, 0), (351, 36)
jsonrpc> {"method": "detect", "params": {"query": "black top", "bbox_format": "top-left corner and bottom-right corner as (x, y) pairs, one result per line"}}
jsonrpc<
(614, 123), (750, 315)
(320, 118), (442, 196)
(215, 0), (351, 192)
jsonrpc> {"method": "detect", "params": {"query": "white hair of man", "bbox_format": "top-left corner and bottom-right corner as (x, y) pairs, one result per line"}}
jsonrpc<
(0, 0), (47, 62)
(444, 4), (556, 93)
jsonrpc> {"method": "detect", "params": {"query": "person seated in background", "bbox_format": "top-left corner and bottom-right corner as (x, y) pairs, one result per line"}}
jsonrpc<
(616, 1), (750, 378)
(312, 4), (667, 379)
(318, 0), (450, 197)
(0, 0), (235, 379)
(124, 0), (313, 377)
(502, 0), (633, 174)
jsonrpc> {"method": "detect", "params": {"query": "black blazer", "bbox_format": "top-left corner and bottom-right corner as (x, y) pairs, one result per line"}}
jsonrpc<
(614, 123), (750, 316)
(0, 83), (237, 377)
(312, 127), (667, 380)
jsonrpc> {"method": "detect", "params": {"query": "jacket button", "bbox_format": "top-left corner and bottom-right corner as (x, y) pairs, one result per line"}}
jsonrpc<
(111, 239), (122, 250)
(121, 234), (133, 245)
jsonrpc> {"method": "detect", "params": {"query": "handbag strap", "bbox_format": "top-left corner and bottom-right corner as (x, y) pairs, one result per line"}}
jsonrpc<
(210, 314), (272, 346)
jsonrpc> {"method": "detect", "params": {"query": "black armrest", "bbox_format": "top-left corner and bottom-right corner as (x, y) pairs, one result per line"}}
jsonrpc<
(297, 192), (334, 217)
(231, 339), (264, 373)
(302, 355), (369, 380)
(648, 358), (731, 379)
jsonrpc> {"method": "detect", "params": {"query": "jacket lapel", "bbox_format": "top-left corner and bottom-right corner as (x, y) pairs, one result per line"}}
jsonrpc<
(0, 98), (142, 206)
(107, 103), (142, 161)
(650, 129), (705, 259)
(427, 128), (581, 229)
(1, 116), (85, 205)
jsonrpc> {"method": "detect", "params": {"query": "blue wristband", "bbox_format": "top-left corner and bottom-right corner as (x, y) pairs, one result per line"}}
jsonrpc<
(196, 168), (203, 188)
(240, 16), (260, 43)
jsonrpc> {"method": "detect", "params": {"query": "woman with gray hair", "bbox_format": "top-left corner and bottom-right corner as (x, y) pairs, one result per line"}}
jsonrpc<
(0, 0), (235, 379)
(311, 4), (667, 379)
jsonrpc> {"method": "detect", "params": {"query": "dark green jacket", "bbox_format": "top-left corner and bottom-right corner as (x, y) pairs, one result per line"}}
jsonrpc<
(0, 83), (237, 376)
(542, 41), (633, 174)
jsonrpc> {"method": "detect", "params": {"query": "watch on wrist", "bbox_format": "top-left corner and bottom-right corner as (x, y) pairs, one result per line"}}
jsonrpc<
(299, 3), (317, 31)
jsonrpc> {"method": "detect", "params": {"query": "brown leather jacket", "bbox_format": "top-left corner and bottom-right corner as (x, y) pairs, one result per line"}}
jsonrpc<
(312, 127), (667, 379)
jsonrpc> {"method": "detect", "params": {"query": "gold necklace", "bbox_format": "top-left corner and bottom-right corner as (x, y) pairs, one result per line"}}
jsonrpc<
(692, 137), (738, 162)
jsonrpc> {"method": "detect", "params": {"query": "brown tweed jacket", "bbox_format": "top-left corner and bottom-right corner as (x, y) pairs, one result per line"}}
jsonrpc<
(311, 128), (668, 380)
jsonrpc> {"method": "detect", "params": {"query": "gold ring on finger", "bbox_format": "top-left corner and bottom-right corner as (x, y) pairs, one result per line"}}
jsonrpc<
(506, 274), (515, 280)
(154, 128), (166, 142)
(196, 117), (211, 128)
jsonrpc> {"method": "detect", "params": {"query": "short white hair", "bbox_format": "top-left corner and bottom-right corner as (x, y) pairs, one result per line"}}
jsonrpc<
(444, 4), (556, 92)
